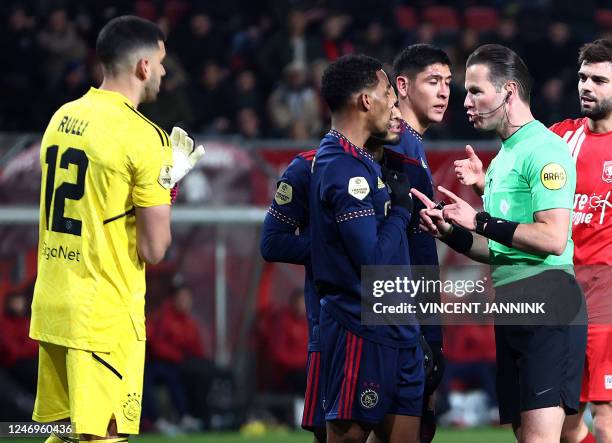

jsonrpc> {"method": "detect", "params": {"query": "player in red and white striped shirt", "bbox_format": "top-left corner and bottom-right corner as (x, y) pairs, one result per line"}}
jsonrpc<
(550, 39), (612, 443)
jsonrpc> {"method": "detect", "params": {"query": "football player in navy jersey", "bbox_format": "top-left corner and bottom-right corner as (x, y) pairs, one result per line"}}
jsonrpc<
(261, 96), (406, 443)
(310, 54), (424, 443)
(388, 44), (453, 442)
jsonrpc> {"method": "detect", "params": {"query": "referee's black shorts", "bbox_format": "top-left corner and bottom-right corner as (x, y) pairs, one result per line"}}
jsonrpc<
(493, 270), (587, 425)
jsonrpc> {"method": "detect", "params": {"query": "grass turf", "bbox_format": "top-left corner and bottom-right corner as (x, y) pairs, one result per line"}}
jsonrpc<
(7, 427), (515, 442)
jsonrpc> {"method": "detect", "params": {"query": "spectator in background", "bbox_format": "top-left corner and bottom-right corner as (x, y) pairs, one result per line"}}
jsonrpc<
(0, 290), (38, 396)
(268, 62), (322, 138)
(232, 70), (264, 116)
(2, 5), (41, 129)
(190, 61), (232, 133)
(269, 290), (308, 395)
(37, 8), (88, 88)
(168, 12), (227, 77)
(140, 54), (194, 130)
(321, 14), (354, 61)
(532, 77), (579, 126)
(357, 21), (395, 64)
(236, 107), (262, 139)
(258, 9), (323, 89)
(144, 285), (209, 434)
(438, 324), (498, 426)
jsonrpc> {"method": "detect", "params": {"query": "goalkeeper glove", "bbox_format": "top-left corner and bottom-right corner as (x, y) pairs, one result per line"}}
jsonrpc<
(168, 126), (205, 188)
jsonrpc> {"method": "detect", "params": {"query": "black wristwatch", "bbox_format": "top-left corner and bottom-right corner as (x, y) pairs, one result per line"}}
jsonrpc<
(475, 211), (491, 234)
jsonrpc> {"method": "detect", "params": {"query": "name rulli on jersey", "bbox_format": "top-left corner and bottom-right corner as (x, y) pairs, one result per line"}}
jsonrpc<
(57, 115), (89, 136)
(41, 242), (81, 262)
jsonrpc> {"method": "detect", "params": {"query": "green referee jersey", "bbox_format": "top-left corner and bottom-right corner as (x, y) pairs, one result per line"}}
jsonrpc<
(483, 120), (576, 286)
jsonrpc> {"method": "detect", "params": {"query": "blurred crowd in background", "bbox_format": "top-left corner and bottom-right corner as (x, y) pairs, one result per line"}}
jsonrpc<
(0, 0), (607, 434)
(3, 0), (612, 139)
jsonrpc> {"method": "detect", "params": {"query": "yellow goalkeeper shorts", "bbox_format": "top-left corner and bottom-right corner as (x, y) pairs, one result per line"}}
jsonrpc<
(33, 324), (145, 437)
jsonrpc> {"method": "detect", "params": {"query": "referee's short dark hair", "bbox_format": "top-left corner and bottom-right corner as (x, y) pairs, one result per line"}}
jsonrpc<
(393, 44), (451, 79)
(578, 39), (612, 65)
(96, 15), (166, 74)
(321, 54), (383, 113)
(467, 44), (532, 103)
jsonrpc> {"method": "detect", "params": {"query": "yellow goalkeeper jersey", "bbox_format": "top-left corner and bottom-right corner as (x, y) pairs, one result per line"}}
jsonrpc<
(30, 87), (172, 352)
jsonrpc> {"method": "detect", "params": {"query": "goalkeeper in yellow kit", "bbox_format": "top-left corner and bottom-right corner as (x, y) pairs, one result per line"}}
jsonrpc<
(29, 16), (204, 442)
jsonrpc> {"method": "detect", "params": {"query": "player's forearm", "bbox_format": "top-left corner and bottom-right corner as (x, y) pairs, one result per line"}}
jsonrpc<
(261, 214), (310, 264)
(464, 233), (490, 263)
(260, 230), (310, 264)
(339, 209), (409, 266)
(511, 222), (568, 256)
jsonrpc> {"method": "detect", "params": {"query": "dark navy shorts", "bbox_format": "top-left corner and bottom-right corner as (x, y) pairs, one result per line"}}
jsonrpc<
(319, 308), (424, 424)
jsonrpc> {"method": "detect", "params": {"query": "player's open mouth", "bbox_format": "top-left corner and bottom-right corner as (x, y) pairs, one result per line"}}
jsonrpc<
(580, 96), (595, 105)
(467, 112), (478, 122)
(433, 104), (446, 113)
(389, 120), (401, 133)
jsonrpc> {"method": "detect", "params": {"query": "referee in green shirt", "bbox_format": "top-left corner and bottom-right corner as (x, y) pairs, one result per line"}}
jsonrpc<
(412, 44), (587, 442)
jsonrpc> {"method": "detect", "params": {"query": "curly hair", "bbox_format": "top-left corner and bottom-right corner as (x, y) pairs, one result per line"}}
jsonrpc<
(579, 39), (612, 65)
(321, 54), (383, 113)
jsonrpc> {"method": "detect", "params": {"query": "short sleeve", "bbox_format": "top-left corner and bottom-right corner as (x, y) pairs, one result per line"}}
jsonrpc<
(525, 138), (576, 213)
(131, 134), (172, 207)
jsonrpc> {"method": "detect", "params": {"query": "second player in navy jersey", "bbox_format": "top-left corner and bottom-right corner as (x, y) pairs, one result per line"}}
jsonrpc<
(389, 44), (453, 442)
(260, 149), (326, 440)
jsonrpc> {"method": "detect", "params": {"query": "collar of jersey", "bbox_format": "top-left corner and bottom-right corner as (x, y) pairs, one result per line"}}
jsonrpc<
(400, 119), (423, 142)
(87, 87), (134, 106)
(501, 119), (541, 150)
(327, 129), (375, 162)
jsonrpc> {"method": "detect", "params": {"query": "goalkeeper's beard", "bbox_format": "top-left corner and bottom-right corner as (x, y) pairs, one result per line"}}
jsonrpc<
(142, 75), (161, 103)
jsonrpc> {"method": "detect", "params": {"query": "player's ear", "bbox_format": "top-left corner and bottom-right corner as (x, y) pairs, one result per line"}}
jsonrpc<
(359, 92), (372, 111)
(135, 57), (150, 81)
(396, 75), (409, 98)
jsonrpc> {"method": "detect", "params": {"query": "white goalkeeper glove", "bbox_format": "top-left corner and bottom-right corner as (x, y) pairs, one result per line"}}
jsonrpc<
(168, 126), (205, 188)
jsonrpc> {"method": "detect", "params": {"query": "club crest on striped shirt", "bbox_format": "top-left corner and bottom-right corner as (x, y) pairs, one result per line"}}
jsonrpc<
(603, 161), (612, 184)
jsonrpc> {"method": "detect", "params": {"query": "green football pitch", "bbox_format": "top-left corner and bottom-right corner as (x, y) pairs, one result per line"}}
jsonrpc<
(7, 427), (515, 442)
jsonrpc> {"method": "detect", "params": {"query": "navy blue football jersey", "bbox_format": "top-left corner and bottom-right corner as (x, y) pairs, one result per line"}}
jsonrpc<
(260, 149), (321, 352)
(310, 130), (420, 348)
(384, 120), (442, 345)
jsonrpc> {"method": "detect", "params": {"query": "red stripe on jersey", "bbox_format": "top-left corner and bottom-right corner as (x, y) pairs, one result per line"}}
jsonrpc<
(347, 336), (363, 414)
(337, 333), (350, 418)
(384, 148), (420, 166)
(298, 149), (317, 160)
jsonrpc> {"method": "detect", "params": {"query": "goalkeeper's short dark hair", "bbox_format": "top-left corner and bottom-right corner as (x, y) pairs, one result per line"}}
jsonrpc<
(321, 54), (383, 113)
(393, 44), (451, 79)
(96, 15), (165, 74)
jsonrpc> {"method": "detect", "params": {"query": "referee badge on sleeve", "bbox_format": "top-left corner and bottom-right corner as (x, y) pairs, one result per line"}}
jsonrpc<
(158, 165), (172, 189)
(348, 177), (370, 200)
(540, 163), (567, 190)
